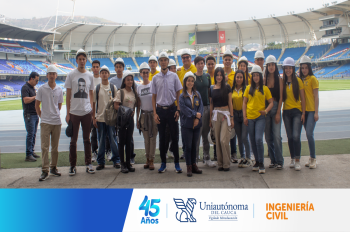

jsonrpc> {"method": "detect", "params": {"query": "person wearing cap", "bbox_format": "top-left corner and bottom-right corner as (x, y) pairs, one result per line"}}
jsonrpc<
(222, 50), (235, 88)
(35, 65), (64, 181)
(281, 57), (306, 171)
(193, 56), (216, 167)
(136, 62), (157, 170)
(179, 71), (204, 177)
(177, 49), (197, 89)
(110, 57), (125, 89)
(264, 55), (284, 169)
(64, 49), (95, 175)
(237, 56), (251, 85)
(254, 51), (265, 72)
(243, 65), (274, 174)
(148, 55), (160, 81)
(151, 51), (183, 173)
(299, 55), (318, 169)
(113, 71), (139, 173)
(92, 65), (120, 171)
(209, 67), (234, 171)
(21, 71), (40, 162)
(168, 59), (177, 73)
(205, 55), (216, 85)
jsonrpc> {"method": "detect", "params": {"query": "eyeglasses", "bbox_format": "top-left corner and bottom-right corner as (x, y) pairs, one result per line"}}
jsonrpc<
(142, 72), (149, 75)
(182, 56), (191, 60)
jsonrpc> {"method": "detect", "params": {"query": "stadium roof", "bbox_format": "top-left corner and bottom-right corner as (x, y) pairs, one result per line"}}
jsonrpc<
(43, 1), (350, 54)
(0, 23), (56, 42)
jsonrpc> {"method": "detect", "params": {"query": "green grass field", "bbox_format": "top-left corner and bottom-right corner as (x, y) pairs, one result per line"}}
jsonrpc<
(0, 139), (349, 169)
(0, 95), (66, 111)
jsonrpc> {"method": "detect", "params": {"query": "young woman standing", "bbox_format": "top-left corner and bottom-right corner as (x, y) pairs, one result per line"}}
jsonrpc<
(243, 65), (274, 174)
(264, 55), (284, 169)
(281, 57), (306, 171)
(237, 56), (251, 85)
(299, 55), (319, 169)
(209, 67), (234, 171)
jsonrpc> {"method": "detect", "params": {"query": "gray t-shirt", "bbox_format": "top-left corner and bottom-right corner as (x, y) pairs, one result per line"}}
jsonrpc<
(109, 75), (123, 89)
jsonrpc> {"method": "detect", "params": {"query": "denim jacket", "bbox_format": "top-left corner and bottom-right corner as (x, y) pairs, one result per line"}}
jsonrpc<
(179, 91), (203, 129)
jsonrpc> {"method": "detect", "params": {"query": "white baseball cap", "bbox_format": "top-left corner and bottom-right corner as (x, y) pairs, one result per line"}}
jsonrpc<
(46, 64), (57, 74)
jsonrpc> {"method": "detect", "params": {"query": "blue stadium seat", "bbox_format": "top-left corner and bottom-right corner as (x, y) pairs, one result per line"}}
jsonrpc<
(264, 49), (282, 60)
(91, 58), (115, 73)
(279, 47), (306, 63)
(305, 44), (331, 60)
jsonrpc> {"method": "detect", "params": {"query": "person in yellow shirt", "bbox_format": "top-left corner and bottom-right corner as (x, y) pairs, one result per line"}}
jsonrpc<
(177, 49), (197, 88)
(232, 70), (252, 168)
(281, 57), (306, 172)
(243, 65), (274, 174)
(205, 55), (216, 85)
(148, 55), (159, 81)
(237, 56), (251, 85)
(299, 55), (319, 169)
(222, 50), (235, 88)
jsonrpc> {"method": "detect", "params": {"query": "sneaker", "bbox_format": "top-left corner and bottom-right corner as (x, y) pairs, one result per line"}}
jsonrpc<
(96, 164), (105, 170)
(242, 159), (252, 168)
(305, 157), (311, 167)
(252, 162), (259, 171)
(295, 161), (301, 171)
(269, 163), (277, 168)
(39, 172), (49, 181)
(86, 164), (95, 174)
(114, 163), (121, 169)
(290, 159), (296, 168)
(121, 163), (129, 173)
(33, 153), (40, 158)
(309, 158), (317, 169)
(175, 163), (182, 173)
(276, 164), (283, 170)
(50, 168), (61, 176)
(25, 156), (37, 162)
(180, 154), (185, 159)
(92, 151), (98, 162)
(158, 163), (167, 173)
(106, 151), (112, 162)
(69, 166), (76, 176)
(230, 153), (238, 163)
(259, 163), (265, 174)
(130, 157), (135, 165)
(127, 163), (135, 172)
(238, 159), (245, 168)
(204, 159), (217, 168)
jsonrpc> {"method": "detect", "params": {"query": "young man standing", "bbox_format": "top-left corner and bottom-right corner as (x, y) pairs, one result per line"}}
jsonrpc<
(151, 52), (183, 173)
(65, 49), (95, 175)
(168, 59), (177, 73)
(205, 55), (216, 85)
(92, 65), (120, 171)
(194, 56), (216, 167)
(35, 65), (63, 181)
(21, 71), (40, 162)
(109, 57), (125, 89)
(148, 55), (159, 81)
(254, 51), (265, 72)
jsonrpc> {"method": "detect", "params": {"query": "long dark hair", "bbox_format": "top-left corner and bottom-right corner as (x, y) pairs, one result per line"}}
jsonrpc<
(233, 69), (246, 96)
(249, 72), (264, 96)
(182, 75), (198, 98)
(214, 67), (228, 102)
(299, 63), (314, 82)
(120, 75), (139, 106)
(264, 63), (281, 102)
(282, 66), (299, 102)
(238, 61), (250, 85)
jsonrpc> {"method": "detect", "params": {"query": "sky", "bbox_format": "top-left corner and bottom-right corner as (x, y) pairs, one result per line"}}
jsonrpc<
(1, 0), (339, 25)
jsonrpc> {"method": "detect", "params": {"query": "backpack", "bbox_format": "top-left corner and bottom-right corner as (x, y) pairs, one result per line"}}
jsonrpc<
(95, 83), (117, 126)
(116, 89), (133, 129)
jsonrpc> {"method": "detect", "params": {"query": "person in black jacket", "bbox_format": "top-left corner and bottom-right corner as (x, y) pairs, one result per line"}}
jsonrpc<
(179, 71), (204, 177)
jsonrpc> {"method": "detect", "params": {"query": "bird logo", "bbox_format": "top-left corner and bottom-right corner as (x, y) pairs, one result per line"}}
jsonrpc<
(173, 198), (197, 222)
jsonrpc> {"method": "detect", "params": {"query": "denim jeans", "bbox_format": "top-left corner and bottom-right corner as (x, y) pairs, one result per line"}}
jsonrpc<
(196, 105), (211, 160)
(181, 126), (201, 165)
(304, 111), (317, 159)
(247, 115), (266, 164)
(283, 109), (302, 160)
(23, 114), (39, 158)
(118, 117), (134, 165)
(234, 112), (250, 159)
(97, 122), (120, 165)
(156, 105), (179, 164)
(91, 121), (110, 153)
(265, 101), (284, 165)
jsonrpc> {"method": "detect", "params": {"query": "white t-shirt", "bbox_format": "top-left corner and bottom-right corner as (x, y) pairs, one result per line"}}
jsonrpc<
(64, 69), (94, 116)
(93, 76), (101, 88)
(93, 83), (118, 122)
(137, 82), (153, 111)
(36, 83), (64, 125)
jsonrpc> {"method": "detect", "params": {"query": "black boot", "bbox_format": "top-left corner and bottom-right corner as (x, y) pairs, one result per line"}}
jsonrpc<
(121, 163), (129, 173)
(126, 163), (135, 172)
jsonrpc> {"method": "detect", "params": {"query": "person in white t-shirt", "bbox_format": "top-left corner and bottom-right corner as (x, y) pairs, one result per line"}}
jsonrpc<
(35, 65), (64, 181)
(64, 49), (95, 175)
(92, 65), (120, 171)
(136, 62), (158, 171)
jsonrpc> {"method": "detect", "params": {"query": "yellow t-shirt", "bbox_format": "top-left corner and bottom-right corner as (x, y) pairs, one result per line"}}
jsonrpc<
(226, 70), (235, 88)
(283, 77), (304, 112)
(243, 85), (272, 120)
(303, 75), (319, 112)
(207, 72), (215, 85)
(177, 64), (197, 87)
(245, 73), (252, 85)
(149, 70), (160, 81)
(232, 87), (244, 111)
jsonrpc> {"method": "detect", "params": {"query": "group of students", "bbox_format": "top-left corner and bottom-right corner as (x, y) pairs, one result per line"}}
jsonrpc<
(35, 48), (319, 181)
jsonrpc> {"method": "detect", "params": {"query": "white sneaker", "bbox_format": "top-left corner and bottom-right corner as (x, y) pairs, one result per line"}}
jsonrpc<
(309, 158), (317, 169)
(305, 157), (311, 167)
(242, 159), (252, 168)
(295, 161), (301, 171)
(106, 151), (112, 162)
(290, 159), (295, 168)
(204, 159), (217, 168)
(91, 151), (97, 162)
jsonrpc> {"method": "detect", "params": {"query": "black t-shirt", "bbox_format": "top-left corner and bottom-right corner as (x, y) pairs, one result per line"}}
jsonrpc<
(209, 84), (232, 108)
(21, 82), (37, 115)
(194, 73), (211, 106)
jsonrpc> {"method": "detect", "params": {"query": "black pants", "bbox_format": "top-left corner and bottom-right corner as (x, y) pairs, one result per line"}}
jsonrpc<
(181, 126), (201, 165)
(91, 122), (111, 153)
(165, 124), (178, 153)
(157, 106), (179, 163)
(118, 117), (134, 165)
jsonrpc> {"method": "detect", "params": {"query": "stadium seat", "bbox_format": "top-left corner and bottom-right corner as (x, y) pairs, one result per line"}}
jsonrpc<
(279, 47), (307, 63)
(305, 44), (331, 60)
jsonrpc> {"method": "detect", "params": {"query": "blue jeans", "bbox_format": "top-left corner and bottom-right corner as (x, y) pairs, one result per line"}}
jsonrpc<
(181, 126), (201, 165)
(247, 115), (266, 164)
(97, 122), (120, 165)
(24, 114), (39, 158)
(234, 113), (250, 159)
(304, 111), (317, 159)
(283, 109), (302, 159)
(265, 101), (284, 165)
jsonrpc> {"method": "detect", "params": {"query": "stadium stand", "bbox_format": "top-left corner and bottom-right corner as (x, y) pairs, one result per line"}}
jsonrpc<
(264, 49), (282, 60)
(306, 44), (331, 60)
(242, 51), (256, 63)
(11, 60), (45, 75)
(314, 65), (339, 77)
(0, 40), (49, 55)
(279, 47), (307, 63)
(320, 43), (350, 60)
(135, 57), (151, 66)
(91, 58), (115, 73)
(123, 58), (138, 72)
